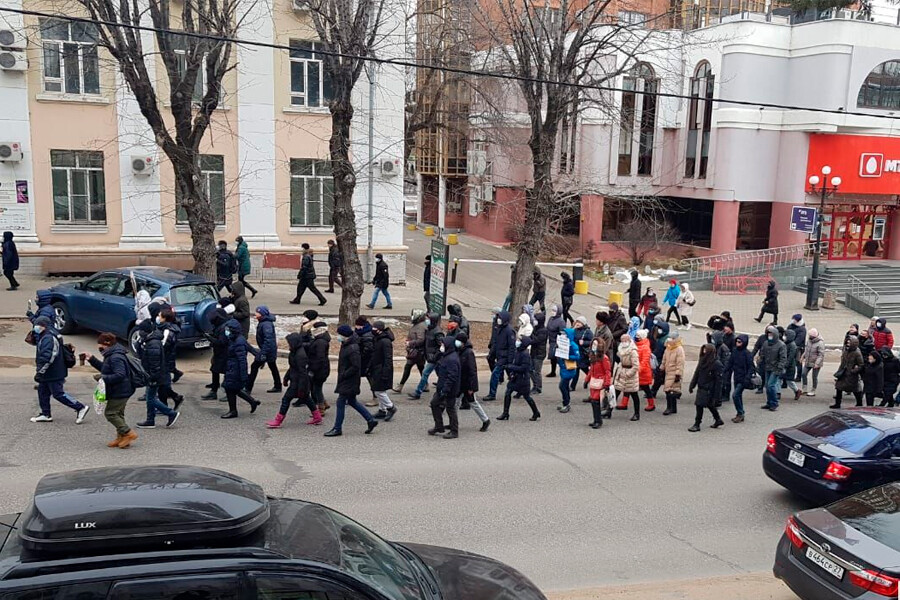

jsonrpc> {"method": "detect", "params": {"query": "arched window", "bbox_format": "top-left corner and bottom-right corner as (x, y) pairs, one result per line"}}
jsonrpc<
(617, 62), (659, 176)
(858, 60), (900, 109)
(685, 61), (714, 179)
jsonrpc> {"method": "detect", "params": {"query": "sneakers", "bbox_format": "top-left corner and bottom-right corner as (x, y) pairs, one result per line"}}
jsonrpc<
(75, 406), (89, 424)
(688, 424), (701, 432)
(806, 389), (817, 397)
(166, 411), (180, 428)
(385, 406), (398, 422)
(173, 395), (185, 412)
(30, 414), (52, 423)
(365, 304), (375, 309)
(136, 421), (156, 429)
(480, 419), (491, 432)
(558, 405), (571, 413)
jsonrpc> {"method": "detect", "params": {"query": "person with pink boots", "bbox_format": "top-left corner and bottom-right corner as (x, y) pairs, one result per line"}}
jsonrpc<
(266, 332), (321, 428)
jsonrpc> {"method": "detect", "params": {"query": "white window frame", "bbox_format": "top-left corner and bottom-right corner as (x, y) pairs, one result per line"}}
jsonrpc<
(50, 150), (106, 225)
(40, 18), (100, 95)
(618, 10), (647, 25)
(176, 155), (226, 225)
(618, 65), (658, 177)
(289, 41), (331, 108)
(290, 159), (334, 227)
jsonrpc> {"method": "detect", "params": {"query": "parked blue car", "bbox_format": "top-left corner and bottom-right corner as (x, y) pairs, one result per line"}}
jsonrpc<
(46, 267), (219, 353)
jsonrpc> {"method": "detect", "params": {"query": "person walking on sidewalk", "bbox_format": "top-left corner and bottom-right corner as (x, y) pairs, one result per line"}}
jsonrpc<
(502, 265), (518, 313)
(545, 304), (565, 378)
(292, 243), (327, 306)
(614, 334), (641, 422)
(530, 312), (548, 394)
(369, 321), (398, 422)
(726, 334), (754, 423)
(87, 333), (137, 448)
(234, 236), (258, 298)
(755, 280), (779, 325)
(135, 319), (181, 430)
(325, 325), (378, 437)
(2, 231), (19, 290)
(30, 316), (88, 425)
(215, 240), (237, 293)
(429, 335), (462, 438)
(266, 332), (320, 428)
(663, 280), (681, 324)
(628, 270), (641, 318)
(760, 325), (787, 411)
(498, 336), (540, 422)
(231, 281), (252, 339)
(675, 283), (695, 330)
(367, 254), (393, 309)
(220, 319), (261, 419)
(456, 332), (490, 432)
(660, 331), (685, 416)
(410, 312), (443, 399)
(530, 268), (547, 312)
(560, 271), (575, 326)
(326, 239), (343, 293)
(395, 309), (427, 393)
(423, 254), (432, 308)
(831, 335), (864, 409)
(246, 306), (281, 394)
(688, 343), (725, 432)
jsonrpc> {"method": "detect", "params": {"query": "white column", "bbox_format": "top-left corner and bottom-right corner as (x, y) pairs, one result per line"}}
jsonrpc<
(0, 4), (39, 247)
(416, 172), (423, 225)
(235, 0), (279, 248)
(438, 174), (446, 232)
(117, 4), (165, 248)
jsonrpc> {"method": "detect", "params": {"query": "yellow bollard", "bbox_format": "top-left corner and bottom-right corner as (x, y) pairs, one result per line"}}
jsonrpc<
(608, 290), (623, 305)
(424, 226), (434, 237)
(406, 223), (417, 231)
(447, 233), (459, 245)
(575, 280), (589, 295)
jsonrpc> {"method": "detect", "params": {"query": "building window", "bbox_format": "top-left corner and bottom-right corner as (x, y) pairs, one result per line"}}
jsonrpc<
(290, 41), (333, 108)
(168, 33), (219, 103)
(290, 159), (334, 227)
(51, 150), (106, 224)
(176, 155), (225, 225)
(618, 63), (658, 176)
(618, 10), (647, 25)
(857, 60), (900, 109)
(40, 18), (100, 95)
(685, 61), (714, 179)
(559, 98), (578, 173)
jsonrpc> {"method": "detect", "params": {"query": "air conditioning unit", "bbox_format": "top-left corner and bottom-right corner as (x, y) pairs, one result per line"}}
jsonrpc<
(131, 155), (155, 175)
(467, 149), (487, 176)
(380, 158), (400, 177)
(0, 51), (26, 71)
(0, 29), (26, 49)
(292, 0), (310, 14)
(0, 142), (23, 162)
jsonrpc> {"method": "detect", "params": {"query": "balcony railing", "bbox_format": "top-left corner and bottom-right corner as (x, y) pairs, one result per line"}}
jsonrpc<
(681, 243), (816, 282)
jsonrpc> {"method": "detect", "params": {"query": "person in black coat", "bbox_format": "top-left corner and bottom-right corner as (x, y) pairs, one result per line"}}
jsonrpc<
(628, 270), (641, 318)
(355, 317), (375, 386)
(292, 243), (327, 306)
(725, 334), (755, 423)
(366, 253), (393, 309)
(266, 332), (318, 428)
(530, 312), (548, 394)
(447, 304), (470, 337)
(755, 280), (779, 325)
(881, 348), (900, 407)
(325, 325), (377, 437)
(560, 272), (575, 326)
(246, 306), (281, 394)
(220, 319), (260, 419)
(2, 231), (19, 290)
(485, 310), (515, 401)
(499, 336), (541, 421)
(423, 254), (432, 308)
(135, 319), (180, 429)
(863, 350), (885, 407)
(201, 307), (230, 401)
(87, 333), (137, 448)
(430, 336), (462, 438)
(411, 312), (443, 399)
(157, 308), (184, 404)
(688, 343), (724, 432)
(215, 240), (237, 293)
(308, 321), (332, 413)
(31, 315), (86, 423)
(456, 332), (490, 432)
(369, 321), (397, 421)
(326, 239), (343, 293)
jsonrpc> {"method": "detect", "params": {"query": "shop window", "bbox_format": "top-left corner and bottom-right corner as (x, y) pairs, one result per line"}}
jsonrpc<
(289, 41), (333, 108)
(685, 61), (714, 179)
(176, 155), (225, 225)
(604, 196), (712, 247)
(51, 150), (106, 224)
(618, 63), (658, 177)
(290, 158), (334, 227)
(40, 18), (100, 95)
(857, 60), (900, 110)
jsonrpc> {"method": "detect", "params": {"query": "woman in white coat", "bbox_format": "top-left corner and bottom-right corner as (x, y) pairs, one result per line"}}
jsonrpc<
(675, 283), (696, 330)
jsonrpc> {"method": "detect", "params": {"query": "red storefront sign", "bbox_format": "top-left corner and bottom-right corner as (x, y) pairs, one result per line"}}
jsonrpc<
(807, 134), (900, 195)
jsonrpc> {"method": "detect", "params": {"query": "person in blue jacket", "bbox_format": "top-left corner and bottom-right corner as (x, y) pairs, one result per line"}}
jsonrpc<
(483, 310), (515, 401)
(726, 334), (755, 424)
(663, 279), (681, 324)
(498, 336), (540, 421)
(221, 319), (260, 419)
(135, 319), (180, 429)
(429, 336), (461, 438)
(557, 326), (580, 411)
(27, 290), (56, 325)
(31, 315), (87, 425)
(569, 316), (594, 391)
(246, 306), (281, 394)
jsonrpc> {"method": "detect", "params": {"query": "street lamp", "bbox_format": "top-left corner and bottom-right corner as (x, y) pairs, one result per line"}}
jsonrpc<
(805, 165), (841, 310)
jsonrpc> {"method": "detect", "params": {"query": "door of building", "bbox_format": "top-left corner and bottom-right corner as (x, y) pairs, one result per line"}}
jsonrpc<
(824, 205), (893, 260)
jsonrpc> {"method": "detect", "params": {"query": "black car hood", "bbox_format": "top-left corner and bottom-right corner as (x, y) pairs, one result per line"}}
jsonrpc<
(400, 542), (547, 600)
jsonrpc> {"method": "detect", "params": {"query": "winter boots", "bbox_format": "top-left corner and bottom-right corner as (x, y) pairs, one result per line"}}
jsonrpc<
(307, 409), (323, 425)
(266, 413), (286, 429)
(644, 397), (656, 412)
(663, 392), (679, 415)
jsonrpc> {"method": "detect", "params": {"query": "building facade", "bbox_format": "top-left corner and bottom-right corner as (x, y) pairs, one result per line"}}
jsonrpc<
(0, 0), (407, 279)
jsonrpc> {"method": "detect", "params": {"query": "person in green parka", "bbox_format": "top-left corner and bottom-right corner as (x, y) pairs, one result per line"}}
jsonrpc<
(234, 236), (258, 298)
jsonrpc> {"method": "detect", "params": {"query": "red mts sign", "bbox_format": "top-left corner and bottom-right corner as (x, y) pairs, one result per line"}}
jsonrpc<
(807, 134), (900, 195)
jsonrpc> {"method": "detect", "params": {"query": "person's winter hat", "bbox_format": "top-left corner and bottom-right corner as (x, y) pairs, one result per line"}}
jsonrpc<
(447, 321), (459, 331)
(375, 253), (384, 261)
(635, 329), (648, 340)
(148, 303), (163, 319)
(669, 279), (677, 285)
(456, 331), (468, 345)
(766, 325), (779, 336)
(575, 315), (588, 326)
(372, 320), (386, 332)
(139, 319), (154, 333)
(809, 328), (819, 338)
(792, 314), (803, 322)
(255, 306), (271, 318)
(609, 302), (620, 312)
(34, 316), (52, 328)
(337, 325), (353, 337)
(669, 331), (680, 340)
(303, 309), (319, 321)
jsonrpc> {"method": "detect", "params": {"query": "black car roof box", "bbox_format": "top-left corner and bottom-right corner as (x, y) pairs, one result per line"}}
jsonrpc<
(19, 465), (270, 554)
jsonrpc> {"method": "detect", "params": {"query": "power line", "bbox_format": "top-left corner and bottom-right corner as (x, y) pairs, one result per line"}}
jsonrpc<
(2, 5), (899, 122)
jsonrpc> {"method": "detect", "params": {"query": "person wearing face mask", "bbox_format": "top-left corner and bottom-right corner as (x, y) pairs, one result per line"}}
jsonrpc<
(498, 335), (540, 422)
(220, 318), (261, 419)
(86, 332), (137, 448)
(613, 334), (641, 421)
(134, 319), (181, 430)
(660, 332), (685, 416)
(410, 312), (443, 399)
(366, 253), (393, 310)
(760, 326), (787, 411)
(307, 320), (332, 414)
(215, 240), (237, 293)
(30, 316), (88, 425)
(395, 309), (427, 393)
(325, 325), (378, 437)
(27, 289), (57, 327)
(688, 343), (725, 432)
(201, 306), (232, 401)
(483, 311), (515, 402)
(725, 334), (754, 423)
(516, 311), (533, 340)
(862, 350), (884, 407)
(635, 329), (656, 411)
(369, 321), (398, 422)
(832, 336), (864, 409)
(530, 312), (548, 394)
(456, 332), (490, 432)
(245, 306), (281, 395)
(429, 334), (462, 438)
(234, 236), (258, 298)
(801, 328), (825, 397)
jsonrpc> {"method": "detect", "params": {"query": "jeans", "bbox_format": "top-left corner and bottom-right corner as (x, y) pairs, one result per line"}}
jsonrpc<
(488, 364), (507, 398)
(801, 366), (820, 390)
(559, 377), (572, 407)
(529, 291), (546, 312)
(331, 395), (374, 432)
(531, 357), (544, 391)
(765, 372), (781, 408)
(145, 384), (176, 424)
(732, 382), (746, 416)
(37, 380), (84, 417)
(370, 287), (392, 307)
(311, 379), (326, 407)
(415, 362), (437, 395)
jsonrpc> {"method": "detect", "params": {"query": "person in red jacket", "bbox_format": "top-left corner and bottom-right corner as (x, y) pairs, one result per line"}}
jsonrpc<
(873, 318), (895, 351)
(585, 338), (612, 429)
(635, 329), (656, 411)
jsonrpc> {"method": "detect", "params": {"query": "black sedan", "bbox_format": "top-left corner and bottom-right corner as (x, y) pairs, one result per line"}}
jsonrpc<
(763, 408), (900, 504)
(0, 465), (546, 600)
(774, 483), (900, 599)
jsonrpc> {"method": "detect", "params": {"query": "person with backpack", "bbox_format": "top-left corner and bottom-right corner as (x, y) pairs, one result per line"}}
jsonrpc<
(366, 254), (392, 309)
(234, 236), (258, 298)
(456, 331), (490, 432)
(86, 332), (138, 448)
(498, 336), (540, 422)
(135, 319), (181, 430)
(291, 243), (327, 306)
(220, 319), (261, 419)
(266, 332), (320, 428)
(245, 306), (281, 394)
(325, 325), (378, 437)
(215, 240), (237, 293)
(30, 315), (87, 425)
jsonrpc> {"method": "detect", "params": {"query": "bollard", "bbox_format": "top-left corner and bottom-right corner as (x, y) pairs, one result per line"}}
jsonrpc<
(451, 259), (459, 284)
(406, 223), (417, 231)
(447, 233), (459, 245)
(572, 263), (584, 281)
(608, 290), (624, 307)
(574, 280), (589, 295)
(424, 226), (434, 237)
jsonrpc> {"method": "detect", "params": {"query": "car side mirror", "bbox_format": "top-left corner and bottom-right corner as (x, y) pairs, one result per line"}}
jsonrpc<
(74, 282), (82, 290)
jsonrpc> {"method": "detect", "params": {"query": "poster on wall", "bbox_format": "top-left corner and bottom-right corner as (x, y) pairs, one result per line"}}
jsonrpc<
(0, 180), (31, 231)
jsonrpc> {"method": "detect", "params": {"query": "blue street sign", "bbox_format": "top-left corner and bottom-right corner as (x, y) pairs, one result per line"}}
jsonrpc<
(790, 206), (818, 234)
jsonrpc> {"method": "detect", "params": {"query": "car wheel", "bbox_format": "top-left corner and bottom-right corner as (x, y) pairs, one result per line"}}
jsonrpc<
(128, 325), (142, 355)
(52, 302), (75, 334)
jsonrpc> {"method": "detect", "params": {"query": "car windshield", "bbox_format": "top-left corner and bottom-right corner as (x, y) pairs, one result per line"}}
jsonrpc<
(170, 284), (217, 306)
(828, 484), (900, 552)
(795, 413), (883, 453)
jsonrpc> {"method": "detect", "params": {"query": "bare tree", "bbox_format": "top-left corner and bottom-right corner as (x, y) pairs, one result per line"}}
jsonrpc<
(75, 0), (238, 277)
(606, 214), (681, 265)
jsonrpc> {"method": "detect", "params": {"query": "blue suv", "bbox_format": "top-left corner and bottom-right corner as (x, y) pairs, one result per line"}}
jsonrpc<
(47, 267), (219, 353)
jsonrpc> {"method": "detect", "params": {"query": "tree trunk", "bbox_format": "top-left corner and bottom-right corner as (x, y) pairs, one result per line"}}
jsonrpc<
(513, 141), (556, 313)
(172, 157), (217, 279)
(329, 98), (364, 324)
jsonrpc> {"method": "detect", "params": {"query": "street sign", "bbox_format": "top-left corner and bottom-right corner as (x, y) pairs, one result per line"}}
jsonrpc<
(428, 239), (449, 315)
(790, 206), (818, 234)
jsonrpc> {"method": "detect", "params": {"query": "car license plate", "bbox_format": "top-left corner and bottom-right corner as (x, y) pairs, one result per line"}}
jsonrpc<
(788, 449), (806, 467)
(194, 340), (211, 349)
(805, 547), (844, 580)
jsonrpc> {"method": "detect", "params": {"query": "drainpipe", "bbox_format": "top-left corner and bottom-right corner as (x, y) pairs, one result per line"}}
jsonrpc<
(366, 63), (376, 282)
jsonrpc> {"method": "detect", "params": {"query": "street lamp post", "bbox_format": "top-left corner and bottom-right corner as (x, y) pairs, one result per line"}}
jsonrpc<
(805, 165), (842, 310)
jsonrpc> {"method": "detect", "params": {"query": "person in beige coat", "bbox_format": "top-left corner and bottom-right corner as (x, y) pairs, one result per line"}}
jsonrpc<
(614, 334), (641, 421)
(675, 283), (695, 330)
(660, 332), (685, 415)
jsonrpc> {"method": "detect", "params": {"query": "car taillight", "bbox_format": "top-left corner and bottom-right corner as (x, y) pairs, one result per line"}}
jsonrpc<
(785, 516), (804, 549)
(823, 461), (852, 481)
(767, 433), (776, 454)
(849, 569), (900, 596)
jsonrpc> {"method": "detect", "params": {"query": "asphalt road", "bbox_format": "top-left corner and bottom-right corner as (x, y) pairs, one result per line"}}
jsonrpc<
(0, 364), (828, 595)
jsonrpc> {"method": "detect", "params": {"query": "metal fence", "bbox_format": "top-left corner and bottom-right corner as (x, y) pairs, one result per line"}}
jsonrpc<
(846, 273), (881, 313)
(681, 243), (816, 282)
